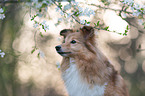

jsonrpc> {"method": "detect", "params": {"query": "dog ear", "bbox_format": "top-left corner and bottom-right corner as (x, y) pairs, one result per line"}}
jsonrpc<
(80, 26), (94, 40)
(60, 29), (73, 38)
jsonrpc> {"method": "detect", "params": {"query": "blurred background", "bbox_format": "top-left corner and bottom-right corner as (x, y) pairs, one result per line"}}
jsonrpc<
(0, 0), (145, 96)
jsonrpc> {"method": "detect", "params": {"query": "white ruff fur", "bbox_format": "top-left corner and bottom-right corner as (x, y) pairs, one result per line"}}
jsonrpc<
(62, 58), (107, 96)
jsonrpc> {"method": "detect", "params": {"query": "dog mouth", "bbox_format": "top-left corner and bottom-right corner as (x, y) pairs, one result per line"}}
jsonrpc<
(57, 51), (71, 54)
(55, 46), (71, 56)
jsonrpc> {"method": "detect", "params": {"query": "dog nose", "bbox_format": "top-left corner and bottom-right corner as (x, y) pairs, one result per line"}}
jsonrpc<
(55, 45), (61, 51)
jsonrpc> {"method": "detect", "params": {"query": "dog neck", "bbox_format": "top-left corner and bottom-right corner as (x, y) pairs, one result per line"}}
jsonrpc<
(69, 57), (76, 64)
(62, 57), (108, 96)
(68, 50), (112, 85)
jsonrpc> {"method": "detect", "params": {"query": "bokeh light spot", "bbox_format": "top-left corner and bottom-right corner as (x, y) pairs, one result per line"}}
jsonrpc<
(125, 58), (138, 74)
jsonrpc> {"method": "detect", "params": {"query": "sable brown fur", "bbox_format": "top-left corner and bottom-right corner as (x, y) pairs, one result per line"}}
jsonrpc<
(56, 26), (129, 96)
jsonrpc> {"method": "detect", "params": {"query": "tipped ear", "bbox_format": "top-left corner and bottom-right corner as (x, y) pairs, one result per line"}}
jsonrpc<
(60, 29), (73, 38)
(80, 26), (94, 39)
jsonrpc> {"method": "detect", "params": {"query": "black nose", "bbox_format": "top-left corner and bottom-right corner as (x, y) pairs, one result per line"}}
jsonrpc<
(55, 45), (61, 51)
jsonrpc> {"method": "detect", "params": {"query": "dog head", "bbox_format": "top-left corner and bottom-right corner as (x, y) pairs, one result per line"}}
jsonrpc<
(55, 26), (96, 57)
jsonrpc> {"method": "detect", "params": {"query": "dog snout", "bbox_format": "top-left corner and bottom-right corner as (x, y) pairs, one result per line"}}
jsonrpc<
(55, 45), (61, 51)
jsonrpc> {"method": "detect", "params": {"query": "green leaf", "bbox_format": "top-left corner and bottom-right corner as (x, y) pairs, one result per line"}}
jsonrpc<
(46, 1), (49, 3)
(42, 25), (44, 29)
(37, 52), (40, 58)
(126, 25), (129, 30)
(31, 14), (38, 21)
(104, 26), (109, 31)
(97, 21), (100, 26)
(94, 23), (97, 26)
(75, 13), (80, 17)
(123, 30), (128, 36)
(125, 30), (128, 33)
(84, 20), (90, 24)
(73, 11), (78, 15)
(87, 22), (91, 24)
(39, 9), (42, 12)
(58, 3), (62, 8)
(118, 33), (122, 35)
(141, 8), (144, 11)
(42, 3), (47, 8)
(123, 33), (127, 36)
(85, 20), (87, 23)
(31, 48), (35, 54)
(39, 32), (43, 37)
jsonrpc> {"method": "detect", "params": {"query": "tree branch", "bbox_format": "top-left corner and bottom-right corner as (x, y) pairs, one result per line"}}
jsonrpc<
(52, 0), (82, 25)
(52, 0), (105, 30)
(0, 1), (24, 3)
(89, 3), (132, 14)
(51, 0), (126, 35)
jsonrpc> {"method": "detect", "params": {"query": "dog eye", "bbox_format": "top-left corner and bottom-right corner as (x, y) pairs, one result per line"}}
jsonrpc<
(70, 40), (77, 44)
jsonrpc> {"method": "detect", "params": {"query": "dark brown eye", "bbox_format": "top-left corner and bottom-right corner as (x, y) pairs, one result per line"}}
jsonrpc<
(70, 40), (76, 44)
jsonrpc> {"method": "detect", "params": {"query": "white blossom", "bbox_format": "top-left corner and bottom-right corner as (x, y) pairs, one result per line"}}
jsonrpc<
(122, 0), (134, 5)
(122, 13), (127, 18)
(25, 2), (32, 6)
(37, 12), (43, 17)
(0, 8), (4, 13)
(78, 7), (83, 12)
(44, 25), (49, 30)
(89, 9), (95, 16)
(70, 19), (74, 23)
(55, 7), (60, 12)
(132, 11), (140, 16)
(33, 23), (39, 28)
(36, 3), (42, 9)
(71, 1), (79, 6)
(42, 20), (46, 24)
(80, 8), (95, 17)
(0, 8), (5, 20)
(67, 13), (72, 18)
(131, 7), (134, 11)
(41, 20), (49, 30)
(39, 50), (45, 58)
(134, 4), (140, 10)
(60, 11), (64, 15)
(121, 0), (145, 16)
(58, 18), (63, 21)
(42, 1), (48, 5)
(63, 4), (71, 11)
(138, 19), (143, 25)
(31, 0), (38, 3)
(0, 50), (5, 58)
(83, 8), (89, 16)
(80, 19), (85, 24)
(0, 14), (5, 20)
(45, 7), (48, 11)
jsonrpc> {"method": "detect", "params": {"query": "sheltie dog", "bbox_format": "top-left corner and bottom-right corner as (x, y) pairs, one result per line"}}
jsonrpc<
(55, 26), (129, 96)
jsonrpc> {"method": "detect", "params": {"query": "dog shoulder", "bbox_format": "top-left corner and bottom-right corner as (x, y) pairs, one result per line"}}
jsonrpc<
(104, 66), (129, 96)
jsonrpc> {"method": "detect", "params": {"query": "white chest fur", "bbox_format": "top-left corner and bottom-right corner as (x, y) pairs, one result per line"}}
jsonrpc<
(62, 58), (107, 96)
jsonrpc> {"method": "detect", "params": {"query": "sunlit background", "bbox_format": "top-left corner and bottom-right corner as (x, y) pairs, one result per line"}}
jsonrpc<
(0, 0), (145, 96)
